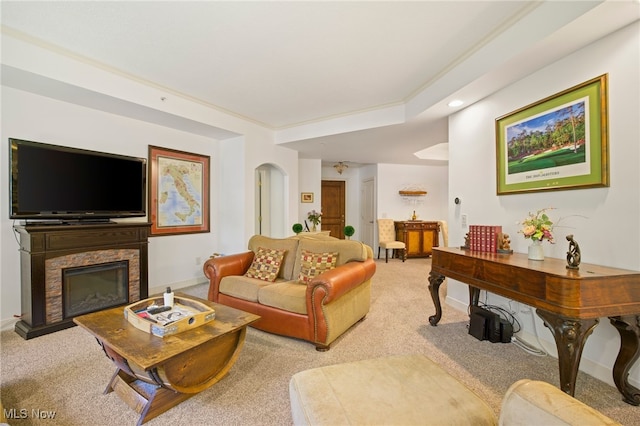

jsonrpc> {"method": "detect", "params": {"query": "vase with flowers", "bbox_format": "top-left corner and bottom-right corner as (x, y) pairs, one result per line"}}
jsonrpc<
(519, 208), (554, 260)
(307, 209), (322, 232)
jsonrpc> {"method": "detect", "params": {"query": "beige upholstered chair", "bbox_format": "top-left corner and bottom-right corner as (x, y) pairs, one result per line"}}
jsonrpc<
(377, 219), (405, 263)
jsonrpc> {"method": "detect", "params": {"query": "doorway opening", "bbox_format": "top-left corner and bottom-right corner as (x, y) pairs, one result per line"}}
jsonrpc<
(255, 163), (286, 237)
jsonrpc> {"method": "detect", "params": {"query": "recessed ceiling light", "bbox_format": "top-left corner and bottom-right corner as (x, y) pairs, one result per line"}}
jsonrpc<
(448, 100), (464, 107)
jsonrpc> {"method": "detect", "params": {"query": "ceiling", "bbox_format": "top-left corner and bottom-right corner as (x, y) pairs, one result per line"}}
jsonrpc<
(2, 1), (639, 166)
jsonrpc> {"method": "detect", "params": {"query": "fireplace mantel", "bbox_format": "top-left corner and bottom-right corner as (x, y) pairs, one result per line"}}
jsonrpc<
(14, 222), (150, 339)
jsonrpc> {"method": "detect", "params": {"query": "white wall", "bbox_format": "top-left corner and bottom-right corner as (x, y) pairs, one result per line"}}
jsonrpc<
(376, 163), (449, 249)
(0, 31), (301, 329)
(377, 163), (448, 222)
(298, 159), (322, 231)
(0, 86), (301, 329)
(0, 87), (219, 326)
(447, 22), (640, 388)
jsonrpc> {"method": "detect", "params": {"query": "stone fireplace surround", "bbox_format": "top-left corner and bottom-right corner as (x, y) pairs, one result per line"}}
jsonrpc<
(45, 249), (140, 324)
(14, 222), (150, 339)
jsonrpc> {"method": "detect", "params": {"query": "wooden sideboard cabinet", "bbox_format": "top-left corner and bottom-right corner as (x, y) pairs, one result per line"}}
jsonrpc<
(394, 221), (440, 258)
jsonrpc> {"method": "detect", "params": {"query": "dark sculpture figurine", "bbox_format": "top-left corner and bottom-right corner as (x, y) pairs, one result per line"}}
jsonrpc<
(461, 232), (470, 249)
(566, 234), (581, 269)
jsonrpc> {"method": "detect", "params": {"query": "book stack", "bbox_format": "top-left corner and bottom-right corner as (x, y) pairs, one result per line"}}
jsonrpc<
(468, 225), (502, 252)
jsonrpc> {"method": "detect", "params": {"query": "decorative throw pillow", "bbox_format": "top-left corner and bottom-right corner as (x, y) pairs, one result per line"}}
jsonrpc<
(298, 249), (338, 284)
(245, 247), (286, 282)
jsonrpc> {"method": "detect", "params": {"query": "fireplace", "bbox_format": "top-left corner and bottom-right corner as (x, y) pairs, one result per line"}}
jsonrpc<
(63, 260), (130, 318)
(44, 248), (141, 325)
(14, 222), (150, 339)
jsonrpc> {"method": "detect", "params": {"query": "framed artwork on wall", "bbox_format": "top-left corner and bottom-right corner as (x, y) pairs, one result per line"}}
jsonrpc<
(148, 145), (210, 236)
(495, 74), (609, 195)
(301, 192), (314, 203)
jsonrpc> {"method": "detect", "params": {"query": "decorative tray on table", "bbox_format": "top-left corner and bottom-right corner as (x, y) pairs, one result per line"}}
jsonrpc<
(124, 296), (216, 338)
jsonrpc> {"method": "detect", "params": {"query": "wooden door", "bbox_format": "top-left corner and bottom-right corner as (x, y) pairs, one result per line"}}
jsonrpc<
(321, 180), (345, 239)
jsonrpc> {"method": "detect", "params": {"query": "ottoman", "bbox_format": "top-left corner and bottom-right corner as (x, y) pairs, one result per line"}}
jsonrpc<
(289, 354), (497, 425)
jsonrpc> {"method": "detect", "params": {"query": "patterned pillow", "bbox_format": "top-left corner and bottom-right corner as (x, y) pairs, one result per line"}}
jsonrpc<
(298, 249), (338, 284)
(245, 247), (286, 282)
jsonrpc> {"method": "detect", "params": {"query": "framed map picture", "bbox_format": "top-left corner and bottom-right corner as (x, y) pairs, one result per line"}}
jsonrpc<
(495, 74), (609, 195)
(148, 146), (210, 236)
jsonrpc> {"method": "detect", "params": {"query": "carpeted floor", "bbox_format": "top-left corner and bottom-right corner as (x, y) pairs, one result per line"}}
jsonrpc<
(1, 258), (638, 425)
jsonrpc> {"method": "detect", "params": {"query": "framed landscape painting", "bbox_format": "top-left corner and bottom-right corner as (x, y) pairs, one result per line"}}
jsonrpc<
(495, 74), (609, 195)
(148, 146), (210, 236)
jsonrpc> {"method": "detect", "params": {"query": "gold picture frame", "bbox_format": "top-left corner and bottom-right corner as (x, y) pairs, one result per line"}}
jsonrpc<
(496, 74), (609, 195)
(301, 192), (313, 203)
(148, 145), (210, 236)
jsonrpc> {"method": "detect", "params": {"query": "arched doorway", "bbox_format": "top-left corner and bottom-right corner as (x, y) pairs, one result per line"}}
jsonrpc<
(255, 163), (286, 237)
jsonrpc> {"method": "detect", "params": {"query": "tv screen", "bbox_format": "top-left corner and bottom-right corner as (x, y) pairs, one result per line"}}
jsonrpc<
(9, 138), (147, 222)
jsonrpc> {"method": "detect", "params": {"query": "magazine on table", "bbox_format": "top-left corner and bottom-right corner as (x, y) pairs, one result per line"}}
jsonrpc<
(136, 303), (199, 326)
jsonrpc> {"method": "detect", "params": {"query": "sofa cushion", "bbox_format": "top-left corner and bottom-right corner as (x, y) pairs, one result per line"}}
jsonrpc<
(248, 235), (300, 280)
(289, 354), (496, 426)
(258, 281), (307, 314)
(219, 275), (277, 302)
(245, 247), (286, 282)
(293, 238), (368, 280)
(298, 250), (338, 284)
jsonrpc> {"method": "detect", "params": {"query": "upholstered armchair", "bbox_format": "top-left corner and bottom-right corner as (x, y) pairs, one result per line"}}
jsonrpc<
(377, 219), (405, 262)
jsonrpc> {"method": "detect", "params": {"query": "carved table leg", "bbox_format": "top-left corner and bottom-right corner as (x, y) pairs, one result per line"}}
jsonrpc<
(428, 272), (445, 326)
(536, 309), (599, 396)
(609, 315), (640, 405)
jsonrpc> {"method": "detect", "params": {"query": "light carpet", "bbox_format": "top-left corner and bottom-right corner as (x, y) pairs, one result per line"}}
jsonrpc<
(1, 258), (638, 425)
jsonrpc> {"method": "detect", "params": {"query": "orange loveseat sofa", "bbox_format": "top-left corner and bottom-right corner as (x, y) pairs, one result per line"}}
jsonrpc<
(203, 233), (376, 350)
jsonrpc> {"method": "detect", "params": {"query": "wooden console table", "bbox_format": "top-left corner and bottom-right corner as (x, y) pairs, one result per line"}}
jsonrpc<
(394, 221), (439, 258)
(428, 247), (640, 405)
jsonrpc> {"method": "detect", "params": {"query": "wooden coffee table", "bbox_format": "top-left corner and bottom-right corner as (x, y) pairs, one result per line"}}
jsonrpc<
(74, 294), (260, 425)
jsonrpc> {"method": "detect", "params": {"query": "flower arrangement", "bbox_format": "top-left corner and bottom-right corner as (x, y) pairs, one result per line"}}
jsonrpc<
(307, 210), (322, 226)
(519, 208), (555, 243)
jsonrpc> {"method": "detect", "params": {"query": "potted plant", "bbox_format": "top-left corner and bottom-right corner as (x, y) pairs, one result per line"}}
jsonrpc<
(292, 223), (303, 235)
(344, 225), (355, 240)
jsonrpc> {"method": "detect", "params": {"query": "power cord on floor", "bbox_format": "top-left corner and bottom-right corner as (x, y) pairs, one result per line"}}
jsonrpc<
(471, 302), (547, 356)
(474, 302), (522, 334)
(512, 335), (547, 356)
(514, 306), (549, 357)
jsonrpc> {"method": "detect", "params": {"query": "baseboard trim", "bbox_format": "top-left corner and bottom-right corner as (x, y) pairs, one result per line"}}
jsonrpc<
(1, 279), (209, 334)
(1, 317), (18, 332)
(148, 278), (208, 297)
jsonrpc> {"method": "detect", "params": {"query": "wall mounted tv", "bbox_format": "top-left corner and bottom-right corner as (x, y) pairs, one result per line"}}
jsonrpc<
(9, 138), (147, 223)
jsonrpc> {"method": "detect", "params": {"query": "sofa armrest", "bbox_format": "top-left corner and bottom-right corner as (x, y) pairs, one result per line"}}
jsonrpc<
(203, 251), (254, 302)
(499, 379), (621, 425)
(307, 258), (376, 305)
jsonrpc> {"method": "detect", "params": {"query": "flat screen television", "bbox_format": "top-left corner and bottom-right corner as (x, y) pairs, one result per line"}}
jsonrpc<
(9, 138), (147, 223)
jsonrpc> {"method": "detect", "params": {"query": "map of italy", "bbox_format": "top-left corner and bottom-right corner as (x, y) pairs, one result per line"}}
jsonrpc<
(157, 157), (203, 226)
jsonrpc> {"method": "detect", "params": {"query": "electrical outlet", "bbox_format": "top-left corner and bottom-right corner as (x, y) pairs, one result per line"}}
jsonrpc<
(461, 214), (468, 228)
